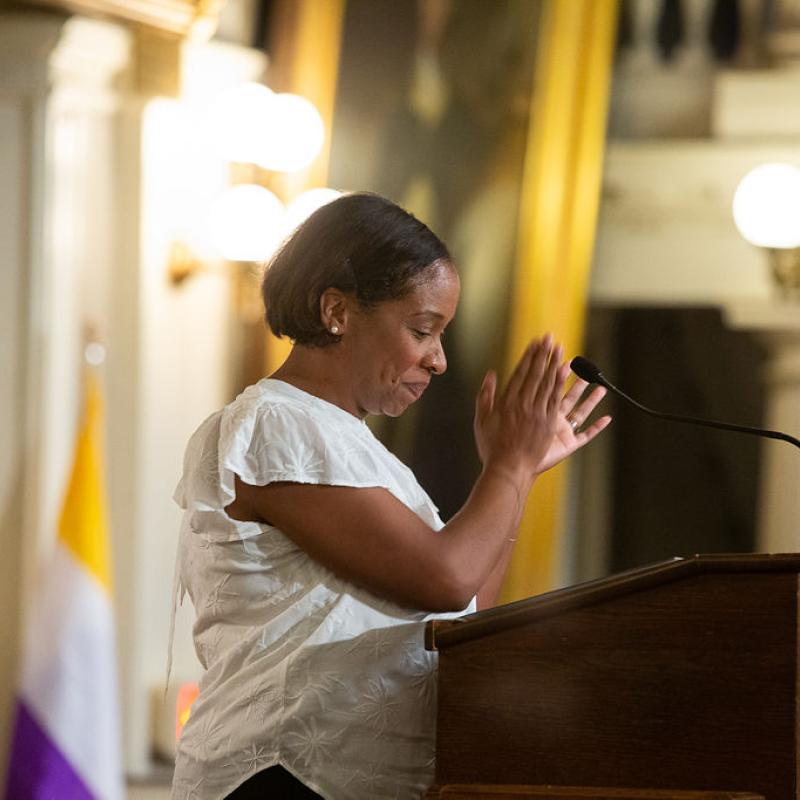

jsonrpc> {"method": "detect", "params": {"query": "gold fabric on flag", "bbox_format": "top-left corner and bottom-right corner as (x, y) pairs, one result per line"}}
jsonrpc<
(499, 0), (619, 603)
(58, 371), (113, 593)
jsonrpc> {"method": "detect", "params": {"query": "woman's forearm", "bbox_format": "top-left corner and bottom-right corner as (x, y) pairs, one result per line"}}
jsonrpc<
(436, 466), (533, 609)
(476, 538), (517, 609)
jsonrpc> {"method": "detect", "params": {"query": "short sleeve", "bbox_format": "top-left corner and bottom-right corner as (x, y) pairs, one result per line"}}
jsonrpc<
(173, 384), (443, 542)
(218, 401), (389, 501)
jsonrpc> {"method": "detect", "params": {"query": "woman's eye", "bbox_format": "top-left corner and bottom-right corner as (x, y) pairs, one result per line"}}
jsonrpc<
(411, 328), (430, 340)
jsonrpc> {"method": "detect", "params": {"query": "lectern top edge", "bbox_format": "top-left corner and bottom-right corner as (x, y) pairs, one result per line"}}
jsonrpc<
(425, 552), (800, 651)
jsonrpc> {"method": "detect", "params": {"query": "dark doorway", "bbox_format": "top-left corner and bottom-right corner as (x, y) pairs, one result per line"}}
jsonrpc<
(585, 306), (765, 571)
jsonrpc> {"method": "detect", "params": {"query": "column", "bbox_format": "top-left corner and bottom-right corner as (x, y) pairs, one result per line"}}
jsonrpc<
(723, 300), (800, 553)
(0, 9), (133, 778)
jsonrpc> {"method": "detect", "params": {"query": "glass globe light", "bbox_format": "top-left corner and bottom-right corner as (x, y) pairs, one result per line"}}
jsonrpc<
(284, 188), (342, 235)
(208, 184), (285, 262)
(206, 82), (275, 165)
(256, 93), (325, 174)
(732, 163), (800, 249)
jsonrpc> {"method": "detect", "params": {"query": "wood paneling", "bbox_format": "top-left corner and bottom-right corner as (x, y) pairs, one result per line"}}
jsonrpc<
(429, 555), (800, 800)
(430, 787), (763, 800)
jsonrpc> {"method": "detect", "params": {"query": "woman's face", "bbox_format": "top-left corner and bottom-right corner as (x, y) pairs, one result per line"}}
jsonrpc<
(345, 260), (460, 418)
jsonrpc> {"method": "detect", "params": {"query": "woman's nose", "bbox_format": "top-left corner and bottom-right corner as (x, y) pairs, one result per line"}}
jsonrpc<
(424, 340), (447, 375)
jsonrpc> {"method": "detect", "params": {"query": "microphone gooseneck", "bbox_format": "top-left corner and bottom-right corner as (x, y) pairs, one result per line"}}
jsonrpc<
(570, 356), (800, 450)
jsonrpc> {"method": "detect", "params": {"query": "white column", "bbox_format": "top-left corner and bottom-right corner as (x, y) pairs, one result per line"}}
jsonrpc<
(0, 10), (268, 778)
(723, 300), (800, 553)
(0, 11), (65, 778)
(0, 9), (133, 779)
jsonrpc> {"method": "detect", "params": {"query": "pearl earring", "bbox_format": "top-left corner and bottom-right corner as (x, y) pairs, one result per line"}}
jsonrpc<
(330, 325), (340, 335)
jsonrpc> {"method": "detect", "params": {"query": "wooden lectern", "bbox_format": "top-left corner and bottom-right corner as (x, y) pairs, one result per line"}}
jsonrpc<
(425, 554), (800, 800)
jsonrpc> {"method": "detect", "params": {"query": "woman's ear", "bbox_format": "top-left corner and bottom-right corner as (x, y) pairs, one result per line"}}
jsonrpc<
(319, 288), (350, 335)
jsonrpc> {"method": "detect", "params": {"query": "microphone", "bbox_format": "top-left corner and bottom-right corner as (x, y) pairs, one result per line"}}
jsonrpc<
(570, 356), (800, 449)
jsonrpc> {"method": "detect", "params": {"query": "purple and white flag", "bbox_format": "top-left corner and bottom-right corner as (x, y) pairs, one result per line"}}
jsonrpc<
(5, 375), (123, 799)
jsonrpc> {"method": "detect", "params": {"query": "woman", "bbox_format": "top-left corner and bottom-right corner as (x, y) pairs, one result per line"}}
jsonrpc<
(171, 193), (609, 800)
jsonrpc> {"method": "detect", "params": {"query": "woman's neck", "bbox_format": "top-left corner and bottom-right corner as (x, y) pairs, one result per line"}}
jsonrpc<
(270, 345), (362, 418)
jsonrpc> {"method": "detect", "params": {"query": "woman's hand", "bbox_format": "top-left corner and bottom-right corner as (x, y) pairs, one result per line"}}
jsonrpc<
(473, 335), (566, 487)
(532, 375), (612, 474)
(473, 336), (612, 481)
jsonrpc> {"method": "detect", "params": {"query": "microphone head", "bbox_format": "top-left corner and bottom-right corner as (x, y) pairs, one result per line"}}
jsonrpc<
(570, 356), (605, 385)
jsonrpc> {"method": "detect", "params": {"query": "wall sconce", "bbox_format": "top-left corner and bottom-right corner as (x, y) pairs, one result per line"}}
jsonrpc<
(253, 93), (325, 173)
(208, 184), (285, 262)
(284, 187), (342, 231)
(733, 162), (800, 298)
(167, 81), (333, 286)
(206, 82), (325, 172)
(166, 185), (341, 285)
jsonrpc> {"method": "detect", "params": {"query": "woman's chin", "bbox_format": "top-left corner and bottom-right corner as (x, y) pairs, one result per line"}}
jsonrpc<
(380, 397), (415, 418)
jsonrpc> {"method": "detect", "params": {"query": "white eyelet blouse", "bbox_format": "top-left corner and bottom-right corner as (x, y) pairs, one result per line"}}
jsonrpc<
(170, 379), (474, 800)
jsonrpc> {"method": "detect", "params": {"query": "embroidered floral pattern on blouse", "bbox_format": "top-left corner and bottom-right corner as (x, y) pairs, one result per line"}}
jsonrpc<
(184, 709), (230, 762)
(351, 676), (402, 734)
(284, 717), (344, 767)
(284, 668), (348, 713)
(173, 772), (206, 800)
(171, 379), (474, 800)
(240, 683), (278, 723)
(238, 742), (273, 773)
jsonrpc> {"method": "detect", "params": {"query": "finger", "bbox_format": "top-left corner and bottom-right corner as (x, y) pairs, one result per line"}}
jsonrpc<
(483, 370), (498, 415)
(504, 338), (541, 403)
(560, 377), (589, 414)
(527, 339), (560, 408)
(578, 385), (608, 416)
(567, 386), (607, 428)
(518, 334), (553, 403)
(574, 414), (612, 445)
(474, 370), (497, 424)
(547, 345), (570, 414)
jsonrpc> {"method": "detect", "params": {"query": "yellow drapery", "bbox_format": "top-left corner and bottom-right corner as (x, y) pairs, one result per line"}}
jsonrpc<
(498, 0), (619, 603)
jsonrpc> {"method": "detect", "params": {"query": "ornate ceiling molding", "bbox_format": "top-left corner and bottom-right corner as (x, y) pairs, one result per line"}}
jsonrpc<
(11, 0), (222, 38)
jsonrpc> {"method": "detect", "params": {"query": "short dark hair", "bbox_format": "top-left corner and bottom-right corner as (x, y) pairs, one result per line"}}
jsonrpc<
(262, 193), (452, 347)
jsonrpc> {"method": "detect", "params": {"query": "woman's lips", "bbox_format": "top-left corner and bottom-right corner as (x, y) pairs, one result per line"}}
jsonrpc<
(404, 382), (429, 400)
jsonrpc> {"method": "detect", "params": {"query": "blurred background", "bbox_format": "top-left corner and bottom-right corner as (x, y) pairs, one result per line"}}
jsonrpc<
(1, 0), (799, 795)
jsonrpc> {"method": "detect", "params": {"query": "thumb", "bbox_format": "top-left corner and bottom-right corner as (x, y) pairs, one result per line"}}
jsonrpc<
(475, 370), (497, 422)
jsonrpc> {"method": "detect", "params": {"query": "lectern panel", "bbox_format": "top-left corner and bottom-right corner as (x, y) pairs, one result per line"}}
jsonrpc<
(433, 569), (797, 799)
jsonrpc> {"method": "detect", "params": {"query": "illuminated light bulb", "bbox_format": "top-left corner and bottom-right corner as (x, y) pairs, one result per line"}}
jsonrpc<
(206, 82), (275, 164)
(208, 185), (285, 262)
(733, 163), (800, 249)
(256, 93), (325, 173)
(284, 188), (342, 234)
(84, 342), (106, 366)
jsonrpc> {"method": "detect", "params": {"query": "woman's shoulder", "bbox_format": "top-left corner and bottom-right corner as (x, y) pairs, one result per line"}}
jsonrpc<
(221, 378), (368, 443)
(175, 378), (442, 530)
